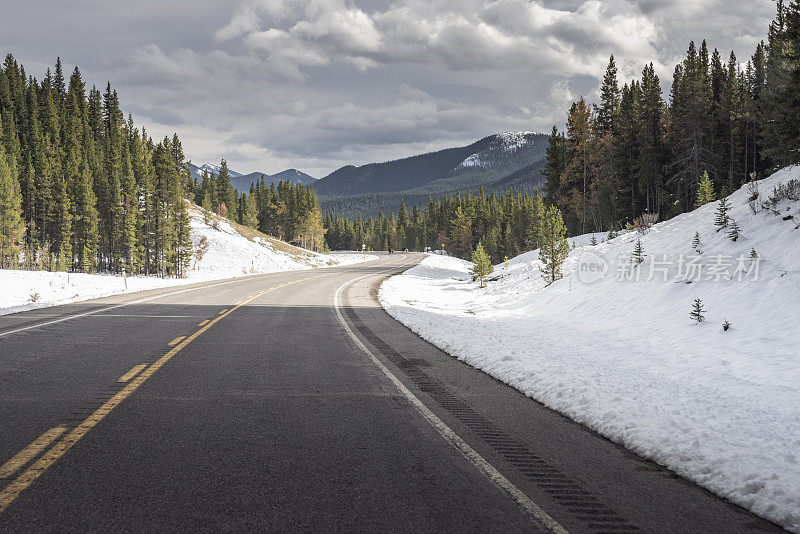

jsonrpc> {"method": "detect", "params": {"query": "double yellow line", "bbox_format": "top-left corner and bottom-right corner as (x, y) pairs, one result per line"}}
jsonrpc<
(0, 273), (327, 514)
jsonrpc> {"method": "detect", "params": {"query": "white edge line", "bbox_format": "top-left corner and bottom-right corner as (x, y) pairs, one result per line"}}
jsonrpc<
(332, 272), (568, 534)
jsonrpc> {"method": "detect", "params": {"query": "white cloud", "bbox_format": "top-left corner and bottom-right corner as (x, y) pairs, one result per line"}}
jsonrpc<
(20, 0), (772, 177)
(217, 0), (661, 78)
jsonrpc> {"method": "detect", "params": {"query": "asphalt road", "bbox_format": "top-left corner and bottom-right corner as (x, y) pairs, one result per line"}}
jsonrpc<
(0, 253), (786, 532)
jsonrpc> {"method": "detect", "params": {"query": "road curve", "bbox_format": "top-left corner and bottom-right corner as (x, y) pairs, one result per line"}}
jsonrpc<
(0, 254), (785, 532)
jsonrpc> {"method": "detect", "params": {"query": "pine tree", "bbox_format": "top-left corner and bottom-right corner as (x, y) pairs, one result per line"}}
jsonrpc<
(692, 231), (701, 249)
(695, 171), (716, 207)
(668, 41), (716, 212)
(542, 126), (566, 205)
(590, 235), (598, 246)
(637, 63), (666, 216)
(470, 241), (493, 288)
(690, 298), (706, 323)
(539, 205), (570, 285)
(596, 55), (620, 134)
(561, 97), (594, 233)
(174, 198), (193, 277)
(760, 0), (800, 169)
(727, 218), (741, 241)
(632, 237), (646, 264)
(526, 191), (544, 249)
(714, 197), (731, 230)
(0, 146), (24, 268)
(215, 159), (235, 217)
(449, 205), (471, 257)
(242, 192), (258, 228)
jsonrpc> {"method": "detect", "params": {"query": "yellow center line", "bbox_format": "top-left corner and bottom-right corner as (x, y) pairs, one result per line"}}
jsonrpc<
(117, 364), (147, 383)
(167, 336), (186, 347)
(0, 273), (336, 515)
(197, 320), (209, 327)
(218, 309), (228, 315)
(0, 427), (67, 480)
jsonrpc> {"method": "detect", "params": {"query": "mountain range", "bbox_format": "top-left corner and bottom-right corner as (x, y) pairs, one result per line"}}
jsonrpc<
(188, 163), (317, 192)
(315, 132), (549, 217)
(192, 132), (549, 217)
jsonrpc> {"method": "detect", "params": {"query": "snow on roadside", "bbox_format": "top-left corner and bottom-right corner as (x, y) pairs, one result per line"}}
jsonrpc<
(0, 204), (376, 316)
(328, 253), (381, 266)
(380, 166), (800, 532)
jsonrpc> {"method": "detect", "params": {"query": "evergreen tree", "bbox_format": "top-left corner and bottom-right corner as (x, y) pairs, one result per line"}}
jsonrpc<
(690, 298), (706, 323)
(596, 55), (620, 134)
(695, 171), (716, 207)
(0, 144), (24, 267)
(561, 97), (594, 233)
(668, 41), (716, 213)
(242, 191), (258, 228)
(539, 205), (570, 284)
(470, 241), (493, 288)
(637, 63), (666, 215)
(215, 159), (236, 217)
(760, 0), (800, 169)
(542, 126), (566, 204)
(714, 197), (731, 230)
(526, 191), (544, 249)
(632, 238), (646, 264)
(692, 231), (701, 249)
(727, 218), (741, 241)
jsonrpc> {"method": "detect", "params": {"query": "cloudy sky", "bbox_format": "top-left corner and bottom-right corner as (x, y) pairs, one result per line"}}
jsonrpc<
(1, 0), (776, 177)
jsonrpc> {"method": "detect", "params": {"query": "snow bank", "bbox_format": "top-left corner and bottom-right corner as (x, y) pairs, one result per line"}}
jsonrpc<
(0, 204), (375, 316)
(380, 166), (800, 532)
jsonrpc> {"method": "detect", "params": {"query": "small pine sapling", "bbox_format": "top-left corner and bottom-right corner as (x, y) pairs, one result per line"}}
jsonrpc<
(714, 198), (731, 231)
(695, 171), (716, 207)
(691, 231), (700, 249)
(631, 238), (645, 265)
(722, 318), (731, 331)
(750, 248), (758, 260)
(470, 242), (494, 288)
(539, 205), (570, 285)
(607, 224), (617, 240)
(727, 219), (741, 241)
(590, 235), (598, 246)
(690, 298), (706, 323)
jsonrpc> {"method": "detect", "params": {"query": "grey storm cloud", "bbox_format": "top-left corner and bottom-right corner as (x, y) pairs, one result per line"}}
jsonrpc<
(0, 0), (777, 177)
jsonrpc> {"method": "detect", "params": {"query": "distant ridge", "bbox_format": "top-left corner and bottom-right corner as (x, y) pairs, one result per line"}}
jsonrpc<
(189, 163), (316, 192)
(313, 132), (549, 217)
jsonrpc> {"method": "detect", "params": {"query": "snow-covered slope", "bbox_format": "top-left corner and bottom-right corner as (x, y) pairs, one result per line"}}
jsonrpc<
(0, 204), (376, 316)
(380, 166), (800, 532)
(187, 204), (334, 278)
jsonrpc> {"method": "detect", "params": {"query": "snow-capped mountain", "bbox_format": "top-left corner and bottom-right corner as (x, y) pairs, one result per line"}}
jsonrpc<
(190, 162), (244, 179)
(456, 132), (545, 169)
(188, 163), (317, 192)
(315, 132), (550, 217)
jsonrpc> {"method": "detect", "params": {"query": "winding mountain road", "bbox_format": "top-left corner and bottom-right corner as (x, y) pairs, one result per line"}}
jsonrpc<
(0, 254), (785, 532)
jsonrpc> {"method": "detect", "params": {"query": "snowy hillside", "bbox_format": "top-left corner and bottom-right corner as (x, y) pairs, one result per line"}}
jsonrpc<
(380, 166), (800, 532)
(0, 204), (376, 316)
